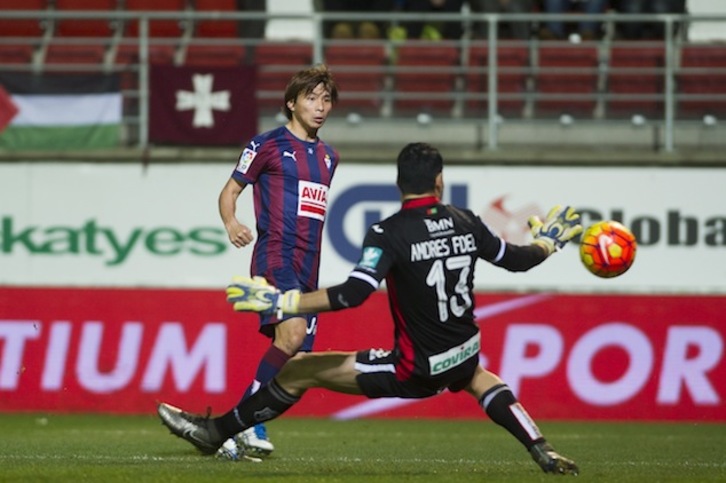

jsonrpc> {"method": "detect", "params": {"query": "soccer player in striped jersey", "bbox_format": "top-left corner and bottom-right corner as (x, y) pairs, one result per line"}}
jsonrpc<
(163, 142), (581, 474)
(216, 64), (339, 458)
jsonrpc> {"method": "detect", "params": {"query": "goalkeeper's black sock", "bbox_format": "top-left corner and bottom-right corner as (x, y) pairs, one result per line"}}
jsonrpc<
(480, 383), (545, 450)
(215, 378), (300, 438)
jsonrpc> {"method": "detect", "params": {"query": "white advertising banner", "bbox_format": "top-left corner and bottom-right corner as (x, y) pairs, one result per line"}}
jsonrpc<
(0, 162), (724, 292)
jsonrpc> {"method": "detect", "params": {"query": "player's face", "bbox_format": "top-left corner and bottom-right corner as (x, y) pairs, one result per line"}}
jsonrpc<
(289, 82), (333, 133)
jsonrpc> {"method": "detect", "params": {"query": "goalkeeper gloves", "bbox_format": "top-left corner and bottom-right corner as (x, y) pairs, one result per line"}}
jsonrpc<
(528, 205), (583, 256)
(225, 276), (301, 319)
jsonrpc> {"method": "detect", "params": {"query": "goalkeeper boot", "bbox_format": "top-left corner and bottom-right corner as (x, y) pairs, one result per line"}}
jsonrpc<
(529, 441), (579, 475)
(157, 402), (224, 455)
(238, 423), (275, 457)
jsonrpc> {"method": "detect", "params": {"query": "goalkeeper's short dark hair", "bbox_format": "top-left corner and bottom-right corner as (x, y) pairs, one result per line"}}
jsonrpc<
(396, 142), (444, 195)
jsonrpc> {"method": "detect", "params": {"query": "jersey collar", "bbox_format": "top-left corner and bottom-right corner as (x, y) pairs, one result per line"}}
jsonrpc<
(402, 196), (440, 210)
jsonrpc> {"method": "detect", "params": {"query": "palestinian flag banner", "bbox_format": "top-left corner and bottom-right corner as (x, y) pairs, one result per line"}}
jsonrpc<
(0, 72), (121, 150)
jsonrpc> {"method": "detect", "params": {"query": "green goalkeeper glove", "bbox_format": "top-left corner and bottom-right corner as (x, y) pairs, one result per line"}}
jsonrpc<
(528, 205), (583, 256)
(226, 276), (301, 319)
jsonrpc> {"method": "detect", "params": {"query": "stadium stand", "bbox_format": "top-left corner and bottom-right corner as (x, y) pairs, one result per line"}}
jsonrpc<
(184, 0), (248, 66)
(44, 0), (120, 69)
(324, 43), (388, 115)
(253, 42), (313, 114)
(393, 42), (461, 116)
(0, 0), (48, 66)
(465, 42), (530, 118)
(606, 43), (665, 119)
(2, 5), (726, 152)
(535, 43), (601, 118)
(677, 44), (726, 119)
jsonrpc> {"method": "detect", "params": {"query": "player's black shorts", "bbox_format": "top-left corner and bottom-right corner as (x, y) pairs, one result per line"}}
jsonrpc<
(354, 348), (478, 399)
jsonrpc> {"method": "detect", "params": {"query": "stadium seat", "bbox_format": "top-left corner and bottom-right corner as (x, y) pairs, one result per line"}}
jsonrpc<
(124, 0), (189, 38)
(254, 43), (313, 114)
(535, 44), (599, 117)
(466, 42), (529, 118)
(45, 0), (120, 68)
(185, 0), (246, 65)
(0, 0), (48, 37)
(677, 44), (726, 119)
(393, 42), (460, 116)
(193, 0), (239, 38)
(0, 0), (48, 65)
(54, 0), (118, 37)
(114, 0), (188, 66)
(324, 44), (388, 115)
(607, 44), (665, 119)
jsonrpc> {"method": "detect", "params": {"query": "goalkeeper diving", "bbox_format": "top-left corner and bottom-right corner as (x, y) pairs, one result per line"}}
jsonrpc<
(157, 142), (583, 475)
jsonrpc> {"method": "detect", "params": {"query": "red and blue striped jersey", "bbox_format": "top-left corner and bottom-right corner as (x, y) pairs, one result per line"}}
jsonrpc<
(231, 125), (339, 292)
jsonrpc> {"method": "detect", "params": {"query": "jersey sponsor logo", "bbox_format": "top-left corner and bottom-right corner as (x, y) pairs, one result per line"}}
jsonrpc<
(358, 246), (382, 269)
(236, 148), (257, 174)
(428, 332), (480, 376)
(424, 217), (454, 235)
(297, 180), (328, 221)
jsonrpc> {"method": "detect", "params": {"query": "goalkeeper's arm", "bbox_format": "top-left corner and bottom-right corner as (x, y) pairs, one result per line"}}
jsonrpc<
(293, 276), (376, 314)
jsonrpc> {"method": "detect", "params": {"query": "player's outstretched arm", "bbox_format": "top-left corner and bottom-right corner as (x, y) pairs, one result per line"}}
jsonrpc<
(528, 205), (583, 256)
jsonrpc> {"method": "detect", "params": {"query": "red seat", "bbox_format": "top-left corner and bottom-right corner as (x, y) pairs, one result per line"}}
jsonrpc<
(0, 0), (47, 37)
(466, 42), (529, 117)
(393, 43), (460, 115)
(0, 0), (47, 65)
(535, 45), (599, 117)
(677, 44), (726, 118)
(114, 43), (177, 65)
(607, 44), (665, 118)
(325, 44), (388, 114)
(0, 45), (35, 65)
(193, 0), (239, 38)
(253, 43), (313, 114)
(124, 0), (187, 38)
(45, 44), (107, 66)
(185, 0), (245, 65)
(54, 0), (118, 37)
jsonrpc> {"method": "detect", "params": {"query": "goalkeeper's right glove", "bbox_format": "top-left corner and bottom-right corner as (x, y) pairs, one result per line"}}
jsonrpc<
(528, 205), (583, 256)
(225, 276), (301, 319)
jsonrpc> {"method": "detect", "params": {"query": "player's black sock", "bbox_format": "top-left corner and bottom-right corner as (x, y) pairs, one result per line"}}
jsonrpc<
(480, 383), (545, 450)
(215, 378), (300, 438)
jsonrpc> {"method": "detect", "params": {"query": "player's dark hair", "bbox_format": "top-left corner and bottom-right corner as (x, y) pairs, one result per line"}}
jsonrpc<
(396, 142), (443, 195)
(283, 64), (339, 120)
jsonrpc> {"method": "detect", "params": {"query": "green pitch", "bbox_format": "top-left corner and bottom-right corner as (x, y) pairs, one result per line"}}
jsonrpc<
(0, 414), (724, 482)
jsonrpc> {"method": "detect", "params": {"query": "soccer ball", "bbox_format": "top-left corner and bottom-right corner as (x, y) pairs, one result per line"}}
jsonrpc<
(579, 221), (637, 278)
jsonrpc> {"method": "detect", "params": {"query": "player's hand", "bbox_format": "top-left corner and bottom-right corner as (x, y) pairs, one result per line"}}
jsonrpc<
(225, 220), (254, 248)
(226, 276), (301, 318)
(528, 205), (583, 255)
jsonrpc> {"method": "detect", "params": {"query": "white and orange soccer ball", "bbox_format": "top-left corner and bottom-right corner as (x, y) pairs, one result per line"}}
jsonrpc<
(579, 221), (637, 278)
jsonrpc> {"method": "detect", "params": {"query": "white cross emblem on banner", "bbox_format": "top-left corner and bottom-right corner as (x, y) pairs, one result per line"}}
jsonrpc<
(176, 74), (230, 127)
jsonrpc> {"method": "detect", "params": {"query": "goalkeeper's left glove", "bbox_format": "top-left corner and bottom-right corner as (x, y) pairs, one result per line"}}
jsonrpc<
(528, 205), (583, 256)
(225, 275), (301, 319)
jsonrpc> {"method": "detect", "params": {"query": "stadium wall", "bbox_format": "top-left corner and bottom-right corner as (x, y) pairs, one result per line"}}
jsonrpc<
(0, 161), (724, 420)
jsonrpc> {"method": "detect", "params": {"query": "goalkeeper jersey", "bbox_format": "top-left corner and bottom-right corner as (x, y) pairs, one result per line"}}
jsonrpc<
(231, 125), (339, 292)
(349, 196), (508, 382)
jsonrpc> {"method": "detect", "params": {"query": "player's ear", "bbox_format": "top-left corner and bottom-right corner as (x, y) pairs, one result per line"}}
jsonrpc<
(434, 172), (443, 198)
(286, 99), (295, 112)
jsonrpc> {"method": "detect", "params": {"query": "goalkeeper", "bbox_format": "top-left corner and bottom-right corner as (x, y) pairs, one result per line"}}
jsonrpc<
(158, 142), (582, 475)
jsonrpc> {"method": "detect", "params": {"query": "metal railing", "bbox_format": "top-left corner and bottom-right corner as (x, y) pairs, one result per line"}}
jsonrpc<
(1, 9), (725, 152)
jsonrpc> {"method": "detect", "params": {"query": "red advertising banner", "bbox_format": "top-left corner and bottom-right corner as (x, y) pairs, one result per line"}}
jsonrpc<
(0, 287), (724, 421)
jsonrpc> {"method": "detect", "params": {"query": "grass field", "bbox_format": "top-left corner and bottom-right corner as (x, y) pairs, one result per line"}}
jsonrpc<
(0, 414), (724, 482)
